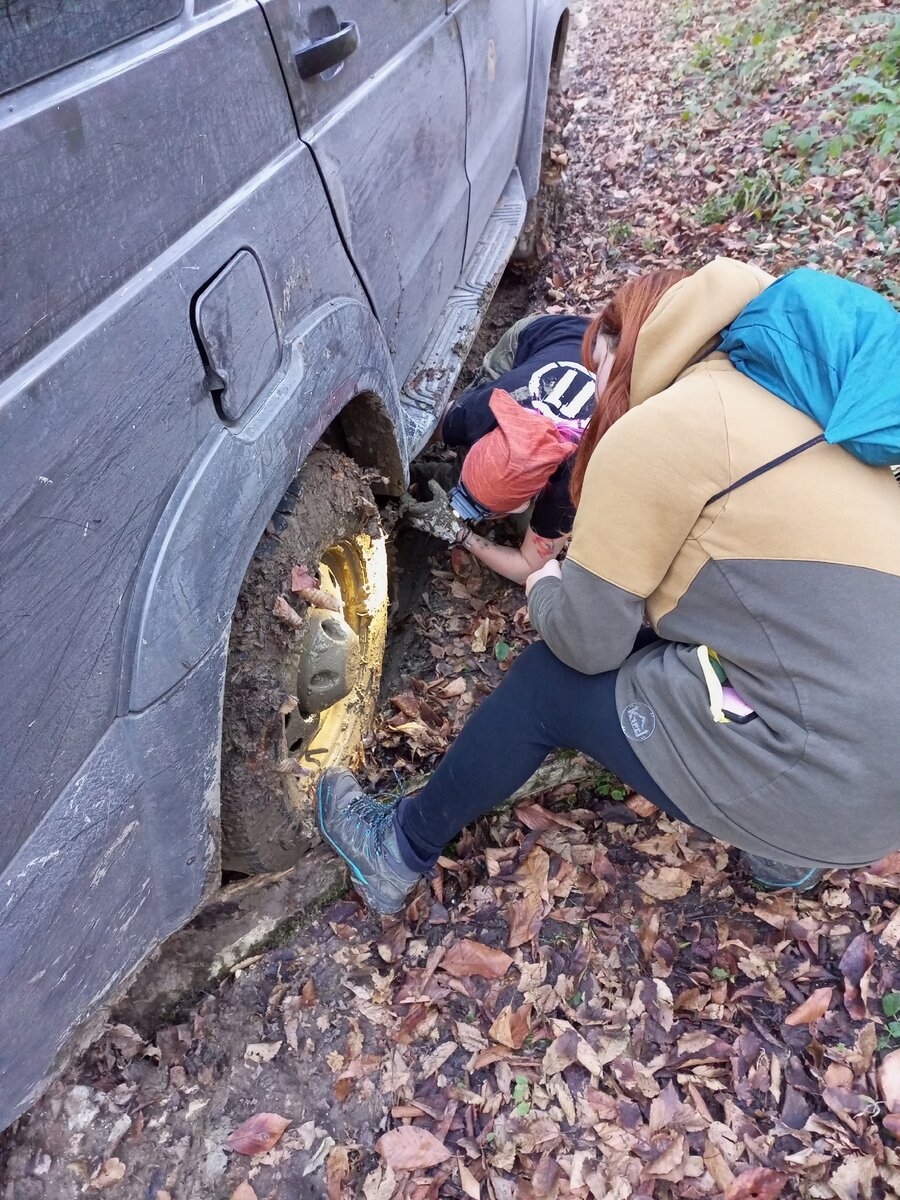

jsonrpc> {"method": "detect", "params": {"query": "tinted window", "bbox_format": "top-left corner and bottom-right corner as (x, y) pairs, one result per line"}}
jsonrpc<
(0, 0), (183, 95)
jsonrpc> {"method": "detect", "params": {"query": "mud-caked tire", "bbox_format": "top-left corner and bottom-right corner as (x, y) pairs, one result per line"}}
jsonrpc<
(220, 448), (388, 874)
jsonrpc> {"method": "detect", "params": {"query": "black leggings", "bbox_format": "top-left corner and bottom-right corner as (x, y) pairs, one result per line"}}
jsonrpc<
(396, 639), (689, 869)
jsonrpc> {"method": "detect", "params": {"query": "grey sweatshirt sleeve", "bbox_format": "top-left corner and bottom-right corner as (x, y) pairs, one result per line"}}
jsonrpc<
(527, 559), (645, 674)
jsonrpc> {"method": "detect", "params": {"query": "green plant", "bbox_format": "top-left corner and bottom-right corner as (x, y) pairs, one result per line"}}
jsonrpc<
(697, 170), (782, 224)
(593, 768), (627, 801)
(761, 119), (791, 149)
(833, 74), (900, 156)
(607, 220), (632, 245)
(877, 992), (900, 1050)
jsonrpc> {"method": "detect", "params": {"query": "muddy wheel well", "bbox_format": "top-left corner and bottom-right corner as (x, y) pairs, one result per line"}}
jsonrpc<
(551, 11), (569, 83)
(325, 392), (406, 496)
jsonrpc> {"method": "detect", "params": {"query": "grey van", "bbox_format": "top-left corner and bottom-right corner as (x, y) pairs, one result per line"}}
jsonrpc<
(0, 0), (569, 1129)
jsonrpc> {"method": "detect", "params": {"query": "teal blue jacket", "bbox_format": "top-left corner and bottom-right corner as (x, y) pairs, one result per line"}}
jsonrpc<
(720, 268), (900, 466)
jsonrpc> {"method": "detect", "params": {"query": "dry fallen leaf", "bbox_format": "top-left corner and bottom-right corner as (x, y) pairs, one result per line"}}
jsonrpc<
(326, 1145), (350, 1200)
(515, 801), (582, 831)
(229, 1184), (258, 1200)
(839, 933), (875, 1020)
(224, 1113), (292, 1156)
(471, 617), (490, 654)
(515, 846), (550, 900)
(458, 1161), (481, 1199)
(784, 986), (833, 1027)
(879, 1048), (900, 1112)
(638, 866), (693, 900)
(420, 1041), (457, 1079)
(88, 1159), (126, 1191)
(244, 1041), (282, 1063)
(291, 563), (341, 612)
(827, 1156), (877, 1200)
(725, 1167), (789, 1200)
(440, 939), (514, 980)
(627, 794), (658, 818)
(489, 1002), (533, 1049)
(644, 1132), (686, 1178)
(507, 893), (544, 948)
(532, 1154), (560, 1195)
(104, 1023), (146, 1060)
(362, 1164), (398, 1200)
(543, 1029), (579, 1074)
(273, 594), (305, 629)
(291, 563), (319, 592)
(376, 1125), (452, 1171)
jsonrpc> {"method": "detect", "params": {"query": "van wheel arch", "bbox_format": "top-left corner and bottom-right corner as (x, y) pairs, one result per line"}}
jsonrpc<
(219, 444), (388, 874)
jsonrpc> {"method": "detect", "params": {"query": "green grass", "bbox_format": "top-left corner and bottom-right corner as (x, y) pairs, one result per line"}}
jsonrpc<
(672, 0), (899, 273)
(697, 169), (783, 225)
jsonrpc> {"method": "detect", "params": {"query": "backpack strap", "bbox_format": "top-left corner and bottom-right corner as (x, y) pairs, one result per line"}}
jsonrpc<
(707, 434), (825, 506)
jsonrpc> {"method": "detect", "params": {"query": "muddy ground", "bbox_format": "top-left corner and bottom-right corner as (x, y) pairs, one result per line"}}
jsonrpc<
(3, 1), (900, 1197)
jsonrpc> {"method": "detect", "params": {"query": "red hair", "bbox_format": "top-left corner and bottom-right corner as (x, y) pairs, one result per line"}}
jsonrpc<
(569, 268), (691, 506)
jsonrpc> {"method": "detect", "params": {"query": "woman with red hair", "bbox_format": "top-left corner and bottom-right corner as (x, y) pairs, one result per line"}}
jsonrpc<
(320, 259), (900, 912)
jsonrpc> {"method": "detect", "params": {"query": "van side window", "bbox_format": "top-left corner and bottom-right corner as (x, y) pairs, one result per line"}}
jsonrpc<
(0, 0), (184, 94)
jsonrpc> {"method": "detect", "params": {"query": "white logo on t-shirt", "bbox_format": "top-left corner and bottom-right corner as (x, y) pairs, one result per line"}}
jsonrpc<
(529, 360), (595, 422)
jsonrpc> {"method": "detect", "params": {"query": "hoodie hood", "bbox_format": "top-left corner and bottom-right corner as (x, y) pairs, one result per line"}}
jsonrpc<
(630, 258), (775, 406)
(719, 268), (900, 466)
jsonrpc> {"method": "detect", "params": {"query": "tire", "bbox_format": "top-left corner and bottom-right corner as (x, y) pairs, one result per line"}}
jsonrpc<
(220, 447), (388, 873)
(511, 27), (567, 269)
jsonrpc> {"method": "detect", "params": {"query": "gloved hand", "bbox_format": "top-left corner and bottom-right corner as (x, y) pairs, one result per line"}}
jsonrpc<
(399, 479), (469, 545)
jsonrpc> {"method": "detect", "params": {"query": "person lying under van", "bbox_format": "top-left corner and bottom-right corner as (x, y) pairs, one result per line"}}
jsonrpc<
(403, 314), (607, 583)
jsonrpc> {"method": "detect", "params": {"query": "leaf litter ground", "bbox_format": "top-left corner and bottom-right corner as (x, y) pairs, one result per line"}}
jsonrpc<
(3, 1), (900, 1197)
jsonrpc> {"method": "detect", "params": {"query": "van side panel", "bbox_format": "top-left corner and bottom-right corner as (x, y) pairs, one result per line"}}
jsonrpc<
(0, 142), (370, 874)
(0, 629), (228, 1130)
(0, 1), (370, 875)
(0, 295), (404, 1132)
(0, 2), (289, 379)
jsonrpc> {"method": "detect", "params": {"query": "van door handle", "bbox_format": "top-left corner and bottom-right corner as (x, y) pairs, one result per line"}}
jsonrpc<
(294, 21), (360, 79)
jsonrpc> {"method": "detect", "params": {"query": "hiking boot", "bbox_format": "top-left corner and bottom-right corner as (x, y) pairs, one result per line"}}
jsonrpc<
(317, 769), (421, 915)
(742, 852), (825, 893)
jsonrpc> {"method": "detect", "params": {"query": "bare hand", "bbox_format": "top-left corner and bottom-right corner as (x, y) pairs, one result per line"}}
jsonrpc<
(524, 557), (562, 596)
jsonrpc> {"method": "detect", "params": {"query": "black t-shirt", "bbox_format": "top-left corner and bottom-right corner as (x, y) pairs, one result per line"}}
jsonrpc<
(443, 315), (594, 538)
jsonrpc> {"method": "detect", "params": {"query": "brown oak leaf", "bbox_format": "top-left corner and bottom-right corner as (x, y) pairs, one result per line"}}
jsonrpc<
(507, 893), (544, 948)
(224, 1113), (291, 1156)
(784, 986), (833, 1026)
(879, 1048), (900, 1112)
(839, 933), (875, 1020)
(376, 1125), (451, 1171)
(725, 1167), (789, 1200)
(440, 939), (514, 980)
(489, 1002), (533, 1049)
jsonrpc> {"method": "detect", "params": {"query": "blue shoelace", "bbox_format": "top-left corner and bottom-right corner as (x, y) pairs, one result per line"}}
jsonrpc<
(348, 794), (397, 856)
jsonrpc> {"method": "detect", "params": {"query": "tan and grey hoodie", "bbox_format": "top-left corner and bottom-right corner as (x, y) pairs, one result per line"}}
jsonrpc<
(527, 259), (900, 868)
